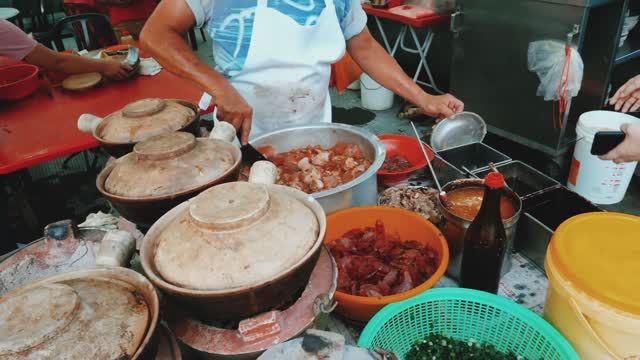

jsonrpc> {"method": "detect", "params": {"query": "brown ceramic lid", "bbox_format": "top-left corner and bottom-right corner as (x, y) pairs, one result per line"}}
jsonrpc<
(97, 98), (196, 143)
(103, 132), (240, 198)
(0, 277), (150, 359)
(62, 72), (102, 91)
(153, 182), (320, 291)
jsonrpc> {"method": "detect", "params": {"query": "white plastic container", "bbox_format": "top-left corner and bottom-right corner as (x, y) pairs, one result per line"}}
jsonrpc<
(567, 111), (640, 204)
(360, 73), (394, 111)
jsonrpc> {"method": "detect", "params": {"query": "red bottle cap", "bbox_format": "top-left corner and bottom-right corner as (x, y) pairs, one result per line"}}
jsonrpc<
(484, 172), (505, 189)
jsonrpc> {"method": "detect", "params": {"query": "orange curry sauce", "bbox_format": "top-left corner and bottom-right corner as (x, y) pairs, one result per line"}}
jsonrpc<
(445, 187), (516, 220)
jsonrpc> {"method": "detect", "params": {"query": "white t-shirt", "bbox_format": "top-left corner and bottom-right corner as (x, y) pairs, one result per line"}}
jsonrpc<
(185, 0), (367, 79)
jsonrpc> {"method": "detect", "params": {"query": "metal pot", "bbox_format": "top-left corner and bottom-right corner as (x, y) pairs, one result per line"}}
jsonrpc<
(437, 178), (522, 280)
(250, 123), (386, 214)
(78, 98), (201, 157)
(96, 131), (242, 229)
(140, 163), (327, 321)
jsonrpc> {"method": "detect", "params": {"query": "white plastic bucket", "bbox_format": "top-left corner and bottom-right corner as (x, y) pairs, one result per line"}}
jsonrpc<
(567, 111), (640, 204)
(360, 73), (394, 111)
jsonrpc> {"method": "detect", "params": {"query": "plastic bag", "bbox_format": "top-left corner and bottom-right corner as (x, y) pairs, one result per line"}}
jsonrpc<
(527, 40), (584, 101)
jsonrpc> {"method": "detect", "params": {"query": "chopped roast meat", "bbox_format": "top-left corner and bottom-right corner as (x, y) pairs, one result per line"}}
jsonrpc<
(258, 144), (372, 194)
(379, 186), (441, 224)
(328, 220), (439, 297)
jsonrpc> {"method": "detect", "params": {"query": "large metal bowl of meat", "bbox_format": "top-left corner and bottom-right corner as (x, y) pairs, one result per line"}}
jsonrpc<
(251, 123), (386, 214)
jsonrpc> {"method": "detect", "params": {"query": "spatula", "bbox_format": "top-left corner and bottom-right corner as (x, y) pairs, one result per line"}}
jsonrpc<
(240, 138), (268, 166)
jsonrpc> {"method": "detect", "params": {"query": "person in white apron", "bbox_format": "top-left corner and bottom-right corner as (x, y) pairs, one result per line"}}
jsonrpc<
(140, 0), (464, 143)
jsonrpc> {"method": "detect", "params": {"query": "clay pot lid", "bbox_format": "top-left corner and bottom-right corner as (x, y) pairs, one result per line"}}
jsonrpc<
(152, 182), (320, 291)
(0, 276), (150, 359)
(103, 132), (241, 199)
(0, 284), (80, 355)
(97, 98), (196, 143)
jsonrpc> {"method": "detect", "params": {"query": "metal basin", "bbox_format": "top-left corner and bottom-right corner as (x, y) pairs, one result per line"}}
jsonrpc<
(517, 185), (603, 269)
(437, 179), (522, 280)
(437, 142), (511, 174)
(474, 161), (560, 199)
(250, 124), (386, 214)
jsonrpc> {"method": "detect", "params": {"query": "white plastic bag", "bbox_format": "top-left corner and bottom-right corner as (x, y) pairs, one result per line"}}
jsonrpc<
(527, 40), (584, 101)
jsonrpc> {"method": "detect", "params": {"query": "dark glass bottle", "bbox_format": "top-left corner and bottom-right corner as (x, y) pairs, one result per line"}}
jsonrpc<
(460, 172), (507, 294)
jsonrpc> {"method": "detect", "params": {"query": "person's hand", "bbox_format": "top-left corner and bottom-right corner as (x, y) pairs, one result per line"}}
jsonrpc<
(416, 93), (464, 121)
(214, 82), (253, 144)
(600, 123), (640, 163)
(610, 75), (640, 113)
(101, 60), (133, 80)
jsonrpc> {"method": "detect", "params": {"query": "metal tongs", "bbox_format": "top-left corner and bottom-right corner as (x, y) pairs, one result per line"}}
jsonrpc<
(410, 121), (448, 204)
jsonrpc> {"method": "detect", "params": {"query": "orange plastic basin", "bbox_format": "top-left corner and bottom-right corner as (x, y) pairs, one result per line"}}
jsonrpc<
(325, 206), (449, 324)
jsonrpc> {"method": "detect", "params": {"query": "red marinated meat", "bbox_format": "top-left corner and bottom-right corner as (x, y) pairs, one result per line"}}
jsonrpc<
(327, 220), (439, 297)
(391, 270), (415, 294)
(381, 155), (413, 172)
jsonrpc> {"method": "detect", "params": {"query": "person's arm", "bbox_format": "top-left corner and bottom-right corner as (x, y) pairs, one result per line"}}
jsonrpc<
(347, 28), (463, 120)
(600, 123), (640, 163)
(24, 44), (131, 79)
(610, 75), (640, 113)
(140, 0), (253, 143)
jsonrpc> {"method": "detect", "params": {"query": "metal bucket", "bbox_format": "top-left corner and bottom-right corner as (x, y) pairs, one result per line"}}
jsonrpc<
(437, 179), (522, 280)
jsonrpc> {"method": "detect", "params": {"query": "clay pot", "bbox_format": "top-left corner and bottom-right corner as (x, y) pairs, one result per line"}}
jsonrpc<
(140, 163), (327, 321)
(96, 130), (242, 228)
(77, 98), (201, 157)
(0, 267), (159, 360)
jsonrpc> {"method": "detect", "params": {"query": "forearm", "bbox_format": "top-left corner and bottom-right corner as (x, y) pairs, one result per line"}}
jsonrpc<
(140, 24), (229, 99)
(51, 53), (109, 74)
(347, 28), (424, 105)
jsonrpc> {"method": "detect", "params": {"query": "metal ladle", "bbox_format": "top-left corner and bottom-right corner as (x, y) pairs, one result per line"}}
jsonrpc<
(410, 121), (448, 203)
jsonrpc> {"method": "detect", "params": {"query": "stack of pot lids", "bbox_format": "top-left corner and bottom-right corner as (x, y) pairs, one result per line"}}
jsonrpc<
(430, 111), (487, 152)
(0, 269), (155, 360)
(97, 98), (196, 143)
(152, 182), (320, 291)
(103, 132), (240, 198)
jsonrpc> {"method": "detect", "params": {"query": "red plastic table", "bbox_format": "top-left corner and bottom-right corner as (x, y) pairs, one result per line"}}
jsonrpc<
(0, 70), (209, 175)
(363, 4), (450, 93)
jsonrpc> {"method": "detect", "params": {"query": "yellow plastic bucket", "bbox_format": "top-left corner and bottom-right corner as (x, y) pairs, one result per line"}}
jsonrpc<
(543, 213), (640, 360)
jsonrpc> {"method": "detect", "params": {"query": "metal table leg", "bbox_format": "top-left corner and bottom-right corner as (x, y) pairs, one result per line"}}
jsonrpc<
(372, 16), (444, 94)
(373, 16), (405, 57)
(408, 26), (443, 94)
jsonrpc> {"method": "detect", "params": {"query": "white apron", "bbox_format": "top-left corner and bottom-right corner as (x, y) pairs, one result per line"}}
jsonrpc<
(205, 0), (346, 140)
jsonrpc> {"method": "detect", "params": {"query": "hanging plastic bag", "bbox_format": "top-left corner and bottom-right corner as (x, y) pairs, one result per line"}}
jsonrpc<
(527, 40), (584, 101)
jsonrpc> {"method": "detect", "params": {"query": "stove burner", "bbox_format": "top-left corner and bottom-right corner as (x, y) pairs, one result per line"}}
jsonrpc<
(165, 247), (337, 359)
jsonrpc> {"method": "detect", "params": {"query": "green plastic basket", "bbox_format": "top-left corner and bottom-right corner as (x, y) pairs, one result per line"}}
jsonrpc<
(358, 288), (578, 360)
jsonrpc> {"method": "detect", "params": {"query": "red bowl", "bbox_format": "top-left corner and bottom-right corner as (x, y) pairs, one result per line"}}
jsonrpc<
(377, 134), (434, 184)
(0, 64), (39, 101)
